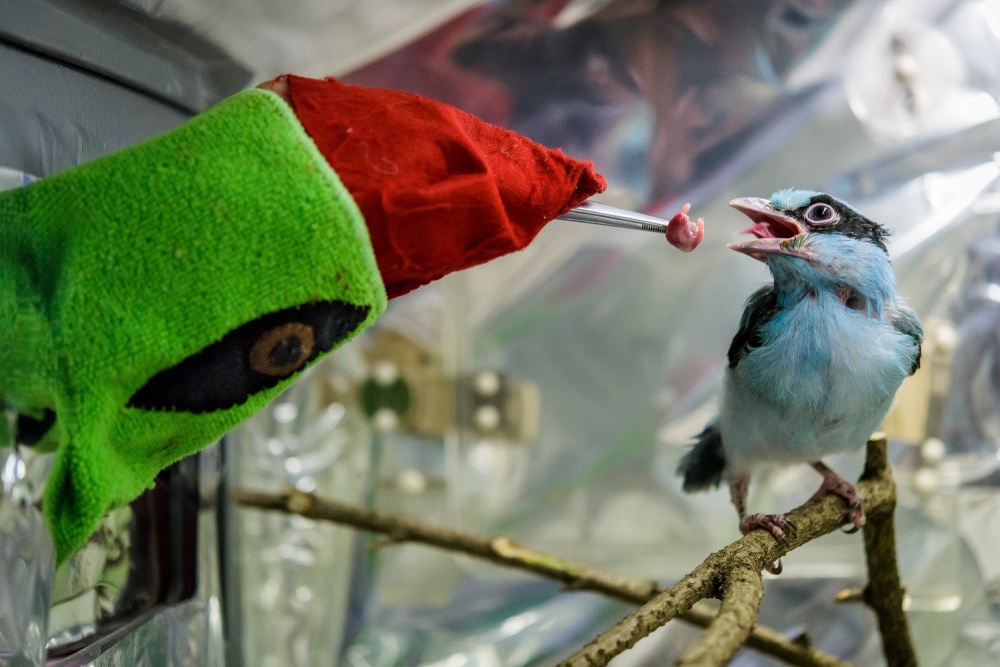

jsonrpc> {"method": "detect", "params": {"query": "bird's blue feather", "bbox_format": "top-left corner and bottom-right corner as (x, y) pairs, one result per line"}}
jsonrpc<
(766, 233), (896, 317)
(769, 188), (820, 211)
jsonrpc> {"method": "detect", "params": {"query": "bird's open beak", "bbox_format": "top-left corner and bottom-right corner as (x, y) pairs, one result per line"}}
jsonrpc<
(728, 236), (811, 262)
(727, 197), (809, 262)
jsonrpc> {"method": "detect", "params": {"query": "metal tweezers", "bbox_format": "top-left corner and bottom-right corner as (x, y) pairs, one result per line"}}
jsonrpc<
(558, 200), (670, 234)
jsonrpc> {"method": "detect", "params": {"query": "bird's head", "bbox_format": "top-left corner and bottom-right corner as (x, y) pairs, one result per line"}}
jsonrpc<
(727, 189), (894, 297)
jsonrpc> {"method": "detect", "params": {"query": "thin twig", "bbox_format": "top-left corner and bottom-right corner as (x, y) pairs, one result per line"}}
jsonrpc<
(860, 438), (919, 667)
(234, 487), (657, 596)
(233, 487), (849, 667)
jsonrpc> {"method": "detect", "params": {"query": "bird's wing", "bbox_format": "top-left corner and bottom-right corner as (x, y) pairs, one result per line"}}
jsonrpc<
(888, 303), (923, 375)
(727, 285), (779, 369)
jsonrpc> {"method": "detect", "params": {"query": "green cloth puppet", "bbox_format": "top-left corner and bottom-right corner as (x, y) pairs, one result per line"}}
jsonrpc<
(0, 89), (386, 563)
(2, 75), (606, 565)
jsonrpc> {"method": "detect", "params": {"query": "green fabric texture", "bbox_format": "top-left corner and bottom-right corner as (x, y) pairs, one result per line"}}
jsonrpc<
(0, 89), (387, 564)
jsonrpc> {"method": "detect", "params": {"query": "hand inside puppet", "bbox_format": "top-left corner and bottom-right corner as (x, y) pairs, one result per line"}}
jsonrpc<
(0, 77), (605, 563)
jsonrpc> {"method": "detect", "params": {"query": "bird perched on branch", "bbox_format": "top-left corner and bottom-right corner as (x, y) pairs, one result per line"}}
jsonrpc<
(678, 189), (922, 571)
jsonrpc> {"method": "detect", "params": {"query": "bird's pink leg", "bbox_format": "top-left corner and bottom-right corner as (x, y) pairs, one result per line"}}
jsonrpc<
(729, 475), (794, 574)
(666, 202), (704, 252)
(810, 461), (865, 533)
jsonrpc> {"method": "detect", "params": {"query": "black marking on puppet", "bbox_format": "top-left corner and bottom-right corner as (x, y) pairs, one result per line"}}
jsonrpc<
(129, 300), (369, 413)
(728, 286), (779, 370)
(677, 422), (726, 492)
(16, 409), (56, 446)
(795, 194), (891, 253)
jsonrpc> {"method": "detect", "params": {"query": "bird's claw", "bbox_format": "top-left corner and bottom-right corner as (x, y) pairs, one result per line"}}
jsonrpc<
(810, 473), (866, 533)
(740, 513), (796, 544)
(740, 514), (795, 574)
(847, 499), (865, 532)
(841, 498), (865, 533)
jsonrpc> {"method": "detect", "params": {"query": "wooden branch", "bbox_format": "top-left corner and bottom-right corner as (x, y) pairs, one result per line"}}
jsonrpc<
(860, 438), (919, 667)
(232, 489), (848, 667)
(232, 486), (659, 599)
(558, 555), (720, 667)
(556, 437), (910, 667)
(677, 565), (763, 667)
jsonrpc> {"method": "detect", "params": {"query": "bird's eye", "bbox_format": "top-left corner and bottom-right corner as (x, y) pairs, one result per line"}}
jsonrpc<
(804, 203), (839, 226)
(129, 300), (368, 413)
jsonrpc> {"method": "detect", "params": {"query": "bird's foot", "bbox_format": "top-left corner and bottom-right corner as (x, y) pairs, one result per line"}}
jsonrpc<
(740, 513), (795, 575)
(809, 471), (865, 533)
(740, 512), (797, 544)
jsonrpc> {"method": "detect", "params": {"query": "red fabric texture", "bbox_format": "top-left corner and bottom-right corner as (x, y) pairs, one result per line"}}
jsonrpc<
(286, 75), (607, 299)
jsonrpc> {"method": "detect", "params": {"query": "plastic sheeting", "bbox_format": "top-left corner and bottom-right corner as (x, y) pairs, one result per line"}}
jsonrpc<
(46, 445), (226, 667)
(116, 0), (488, 81)
(222, 361), (374, 667)
(0, 420), (54, 667)
(0, 41), (190, 177)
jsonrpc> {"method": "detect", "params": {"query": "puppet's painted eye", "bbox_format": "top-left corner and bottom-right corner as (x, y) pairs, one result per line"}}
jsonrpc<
(249, 323), (316, 377)
(128, 301), (368, 413)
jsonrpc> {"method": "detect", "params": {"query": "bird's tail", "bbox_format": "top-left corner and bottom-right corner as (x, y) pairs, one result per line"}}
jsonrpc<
(677, 422), (726, 492)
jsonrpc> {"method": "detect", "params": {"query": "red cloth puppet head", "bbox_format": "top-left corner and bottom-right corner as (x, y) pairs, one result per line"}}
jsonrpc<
(283, 75), (607, 298)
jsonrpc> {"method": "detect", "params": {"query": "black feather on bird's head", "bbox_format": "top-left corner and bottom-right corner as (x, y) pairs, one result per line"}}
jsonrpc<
(768, 189), (890, 253)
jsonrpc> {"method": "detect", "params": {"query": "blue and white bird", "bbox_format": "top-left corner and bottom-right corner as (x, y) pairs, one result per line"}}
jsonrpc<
(678, 189), (922, 568)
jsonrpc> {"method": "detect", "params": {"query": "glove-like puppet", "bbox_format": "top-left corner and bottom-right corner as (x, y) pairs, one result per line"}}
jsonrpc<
(677, 190), (922, 573)
(1, 80), (604, 564)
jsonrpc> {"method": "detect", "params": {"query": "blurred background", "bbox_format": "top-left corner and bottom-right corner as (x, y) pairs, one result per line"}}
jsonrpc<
(4, 0), (1000, 664)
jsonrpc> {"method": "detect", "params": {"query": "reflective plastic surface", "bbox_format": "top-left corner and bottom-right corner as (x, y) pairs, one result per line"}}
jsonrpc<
(47, 446), (225, 667)
(223, 356), (374, 667)
(0, 414), (54, 667)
